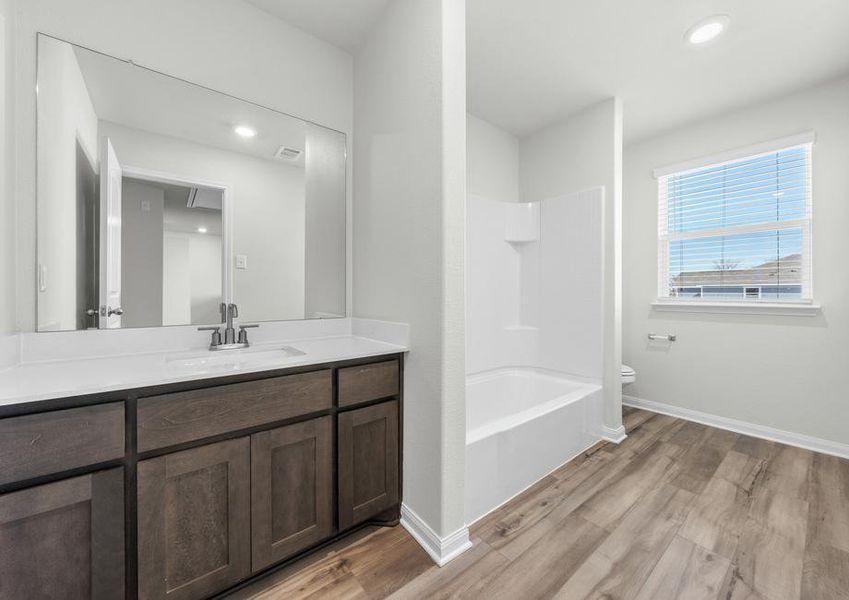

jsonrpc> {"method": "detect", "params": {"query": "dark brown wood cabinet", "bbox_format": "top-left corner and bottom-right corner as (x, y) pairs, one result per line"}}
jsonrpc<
(338, 400), (400, 530)
(338, 360), (400, 408)
(250, 416), (333, 571)
(0, 353), (402, 600)
(137, 438), (251, 600)
(0, 402), (125, 486)
(137, 371), (332, 452)
(0, 468), (125, 600)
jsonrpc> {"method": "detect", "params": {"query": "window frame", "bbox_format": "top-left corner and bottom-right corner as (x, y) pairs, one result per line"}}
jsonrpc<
(653, 132), (819, 316)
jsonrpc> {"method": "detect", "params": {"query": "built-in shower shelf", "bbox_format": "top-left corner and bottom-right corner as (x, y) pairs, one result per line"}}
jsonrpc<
(504, 202), (540, 242)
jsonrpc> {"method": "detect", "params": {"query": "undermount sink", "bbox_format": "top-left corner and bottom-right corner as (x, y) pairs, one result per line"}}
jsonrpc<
(166, 345), (306, 373)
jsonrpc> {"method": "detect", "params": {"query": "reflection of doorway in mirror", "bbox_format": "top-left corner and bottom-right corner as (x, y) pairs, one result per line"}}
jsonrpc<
(74, 139), (99, 330)
(119, 170), (225, 329)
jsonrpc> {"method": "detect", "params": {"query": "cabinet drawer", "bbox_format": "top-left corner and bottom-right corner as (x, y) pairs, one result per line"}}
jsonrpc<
(137, 370), (332, 452)
(0, 403), (125, 486)
(338, 360), (400, 408)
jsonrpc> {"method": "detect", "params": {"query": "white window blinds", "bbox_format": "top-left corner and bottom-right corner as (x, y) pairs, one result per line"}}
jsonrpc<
(657, 138), (813, 303)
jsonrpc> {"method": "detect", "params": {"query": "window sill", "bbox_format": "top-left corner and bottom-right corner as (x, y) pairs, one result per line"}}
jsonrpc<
(651, 300), (821, 317)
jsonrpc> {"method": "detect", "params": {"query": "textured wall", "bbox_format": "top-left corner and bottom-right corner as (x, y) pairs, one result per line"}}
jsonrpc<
(353, 0), (467, 537)
(624, 77), (849, 446)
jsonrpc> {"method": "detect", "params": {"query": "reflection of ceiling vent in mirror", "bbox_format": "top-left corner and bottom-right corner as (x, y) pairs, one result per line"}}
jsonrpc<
(274, 146), (302, 161)
(186, 187), (223, 211)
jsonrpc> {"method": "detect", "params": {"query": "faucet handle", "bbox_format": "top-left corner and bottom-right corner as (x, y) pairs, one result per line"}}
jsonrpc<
(228, 303), (239, 319)
(198, 326), (222, 347)
(218, 302), (227, 323)
(237, 324), (258, 345)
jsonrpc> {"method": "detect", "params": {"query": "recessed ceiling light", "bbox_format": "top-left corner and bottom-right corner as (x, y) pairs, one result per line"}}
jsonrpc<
(197, 227), (208, 234)
(234, 125), (257, 138)
(686, 15), (730, 45)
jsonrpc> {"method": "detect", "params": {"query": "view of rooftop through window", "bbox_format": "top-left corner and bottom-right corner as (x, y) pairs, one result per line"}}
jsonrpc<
(658, 142), (812, 302)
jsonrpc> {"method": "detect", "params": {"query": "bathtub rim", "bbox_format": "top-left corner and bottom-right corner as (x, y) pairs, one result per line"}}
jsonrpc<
(466, 365), (601, 387)
(465, 367), (602, 445)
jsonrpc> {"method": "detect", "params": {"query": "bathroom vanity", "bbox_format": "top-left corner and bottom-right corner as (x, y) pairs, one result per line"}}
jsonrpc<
(0, 350), (404, 599)
(0, 28), (411, 599)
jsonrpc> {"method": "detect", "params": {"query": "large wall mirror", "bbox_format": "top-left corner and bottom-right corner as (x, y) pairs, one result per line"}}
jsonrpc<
(36, 34), (347, 332)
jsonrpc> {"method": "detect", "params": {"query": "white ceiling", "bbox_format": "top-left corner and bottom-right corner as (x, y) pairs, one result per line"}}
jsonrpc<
(74, 45), (310, 166)
(244, 0), (391, 51)
(253, 0), (849, 142)
(467, 0), (849, 140)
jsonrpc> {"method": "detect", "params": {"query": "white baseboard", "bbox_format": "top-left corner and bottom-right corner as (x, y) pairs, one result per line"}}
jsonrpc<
(600, 424), (627, 444)
(623, 395), (849, 460)
(400, 504), (472, 567)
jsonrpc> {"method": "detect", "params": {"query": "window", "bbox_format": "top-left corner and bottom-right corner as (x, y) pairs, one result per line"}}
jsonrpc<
(656, 135), (813, 306)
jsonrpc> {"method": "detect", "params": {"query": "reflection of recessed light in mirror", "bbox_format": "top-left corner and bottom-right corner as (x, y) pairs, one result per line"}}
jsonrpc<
(197, 227), (208, 234)
(234, 125), (257, 138)
(686, 15), (730, 45)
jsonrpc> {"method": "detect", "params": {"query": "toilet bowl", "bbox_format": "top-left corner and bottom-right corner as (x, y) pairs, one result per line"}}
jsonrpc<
(621, 364), (636, 385)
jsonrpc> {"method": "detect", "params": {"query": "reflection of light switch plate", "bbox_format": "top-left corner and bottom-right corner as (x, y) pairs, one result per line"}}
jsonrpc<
(141, 199), (151, 212)
(235, 255), (248, 270)
(38, 264), (47, 292)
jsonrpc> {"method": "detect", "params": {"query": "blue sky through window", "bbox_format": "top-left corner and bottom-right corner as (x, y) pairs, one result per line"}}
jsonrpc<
(660, 143), (810, 300)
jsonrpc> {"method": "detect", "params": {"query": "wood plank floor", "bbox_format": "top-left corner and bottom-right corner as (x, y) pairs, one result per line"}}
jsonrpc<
(229, 408), (849, 600)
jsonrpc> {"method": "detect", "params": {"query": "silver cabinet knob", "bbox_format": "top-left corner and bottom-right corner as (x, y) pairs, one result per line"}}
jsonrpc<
(85, 308), (98, 316)
(108, 307), (124, 316)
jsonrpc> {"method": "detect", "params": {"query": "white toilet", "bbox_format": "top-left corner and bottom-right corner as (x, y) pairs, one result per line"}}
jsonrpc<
(621, 364), (636, 385)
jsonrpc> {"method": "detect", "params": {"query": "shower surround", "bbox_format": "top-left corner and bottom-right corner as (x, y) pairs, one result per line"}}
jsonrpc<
(465, 189), (606, 523)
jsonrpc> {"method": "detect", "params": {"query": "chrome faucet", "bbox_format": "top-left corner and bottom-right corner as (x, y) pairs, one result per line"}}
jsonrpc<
(224, 303), (238, 345)
(198, 302), (259, 350)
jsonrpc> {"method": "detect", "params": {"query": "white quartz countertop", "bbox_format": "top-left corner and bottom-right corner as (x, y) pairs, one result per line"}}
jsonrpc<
(0, 335), (407, 408)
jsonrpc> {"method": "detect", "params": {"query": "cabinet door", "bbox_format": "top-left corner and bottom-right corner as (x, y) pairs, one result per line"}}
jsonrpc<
(137, 438), (250, 600)
(338, 401), (399, 530)
(251, 416), (333, 571)
(0, 468), (124, 600)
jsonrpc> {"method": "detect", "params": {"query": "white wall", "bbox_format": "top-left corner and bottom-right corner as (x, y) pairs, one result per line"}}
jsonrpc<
(465, 115), (523, 375)
(467, 114), (519, 204)
(163, 233), (191, 326)
(121, 179), (164, 328)
(188, 233), (223, 324)
(304, 123), (346, 318)
(520, 98), (624, 434)
(14, 0), (353, 331)
(36, 35), (98, 331)
(100, 121), (306, 323)
(353, 0), (467, 540)
(624, 76), (849, 447)
(163, 230), (222, 326)
(0, 0), (17, 366)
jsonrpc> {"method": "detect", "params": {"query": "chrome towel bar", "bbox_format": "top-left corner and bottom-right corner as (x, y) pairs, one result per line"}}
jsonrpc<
(648, 333), (677, 342)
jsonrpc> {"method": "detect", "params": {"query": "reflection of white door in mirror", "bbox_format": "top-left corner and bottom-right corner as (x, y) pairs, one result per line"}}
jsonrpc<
(99, 138), (123, 328)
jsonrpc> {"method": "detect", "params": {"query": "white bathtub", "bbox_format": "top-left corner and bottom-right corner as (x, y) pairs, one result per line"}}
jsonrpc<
(465, 368), (603, 524)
